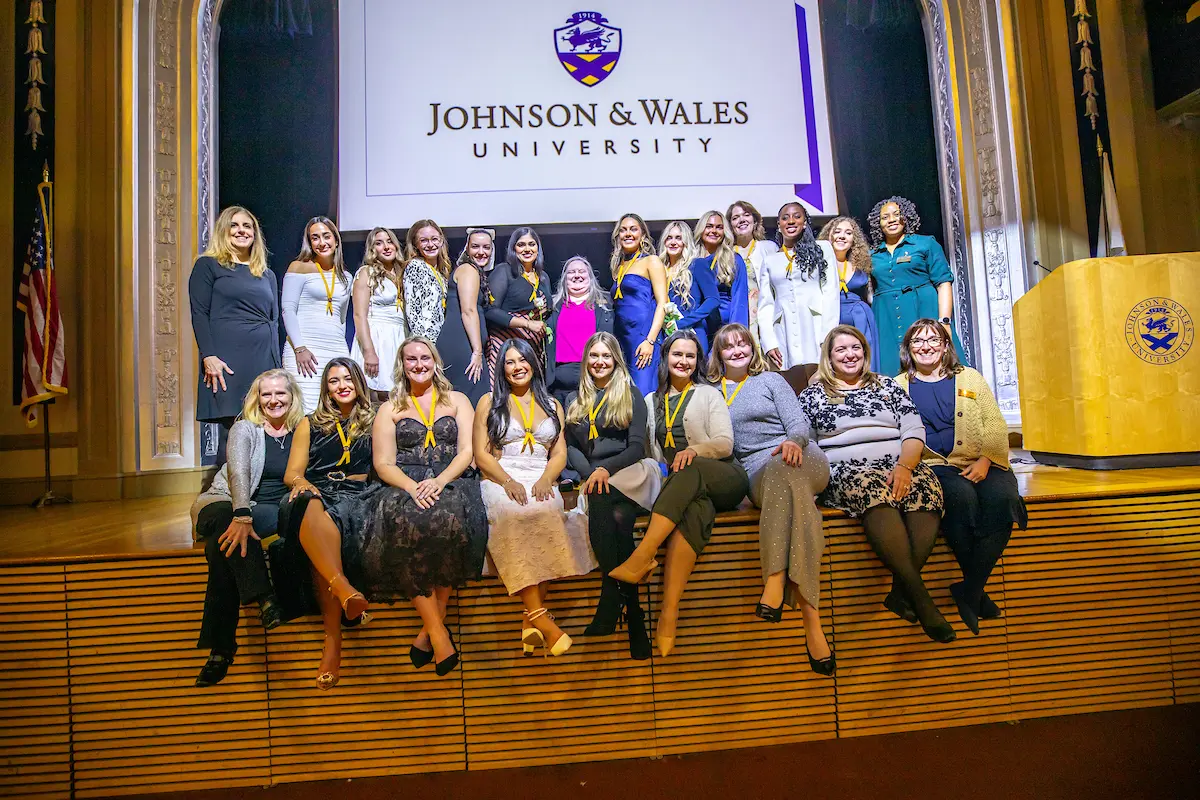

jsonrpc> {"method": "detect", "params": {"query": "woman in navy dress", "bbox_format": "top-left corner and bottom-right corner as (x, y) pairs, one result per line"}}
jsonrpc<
(820, 215), (880, 373)
(658, 220), (720, 355)
(609, 213), (669, 395)
(189, 205), (279, 464)
(437, 229), (493, 404)
(692, 210), (749, 347)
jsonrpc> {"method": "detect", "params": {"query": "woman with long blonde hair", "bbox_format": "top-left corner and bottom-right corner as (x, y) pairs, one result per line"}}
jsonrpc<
(189, 205), (280, 464)
(693, 211), (749, 346)
(819, 215), (880, 373)
(610, 213), (669, 395)
(658, 220), (720, 354)
(351, 226), (407, 398)
(282, 216), (352, 413)
(564, 331), (661, 659)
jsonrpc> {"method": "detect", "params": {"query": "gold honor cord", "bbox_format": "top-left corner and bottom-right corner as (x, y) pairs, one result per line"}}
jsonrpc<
(318, 265), (337, 315)
(662, 383), (692, 449)
(783, 246), (796, 278)
(335, 421), (352, 466)
(614, 255), (639, 300)
(736, 240), (757, 266)
(721, 377), (747, 407)
(431, 266), (448, 310)
(412, 388), (439, 448)
(588, 393), (608, 439)
(837, 261), (850, 294)
(513, 395), (538, 454)
(523, 270), (539, 302)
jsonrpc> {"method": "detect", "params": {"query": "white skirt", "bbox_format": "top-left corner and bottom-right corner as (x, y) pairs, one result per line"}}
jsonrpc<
(351, 315), (407, 392)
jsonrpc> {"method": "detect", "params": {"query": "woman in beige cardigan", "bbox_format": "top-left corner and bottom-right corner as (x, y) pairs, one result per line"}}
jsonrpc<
(610, 330), (749, 656)
(897, 319), (1027, 635)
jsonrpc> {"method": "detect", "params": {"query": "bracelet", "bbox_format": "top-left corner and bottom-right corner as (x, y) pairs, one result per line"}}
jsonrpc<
(894, 462), (913, 473)
(232, 515), (253, 525)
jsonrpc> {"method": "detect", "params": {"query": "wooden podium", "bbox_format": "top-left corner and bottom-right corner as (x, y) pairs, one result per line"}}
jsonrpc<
(1014, 252), (1200, 468)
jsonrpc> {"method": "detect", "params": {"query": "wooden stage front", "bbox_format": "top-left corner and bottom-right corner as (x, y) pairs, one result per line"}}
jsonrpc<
(2, 461), (1199, 799)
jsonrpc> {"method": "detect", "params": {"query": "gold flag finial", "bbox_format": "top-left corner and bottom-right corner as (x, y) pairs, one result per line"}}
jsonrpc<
(43, 161), (50, 182)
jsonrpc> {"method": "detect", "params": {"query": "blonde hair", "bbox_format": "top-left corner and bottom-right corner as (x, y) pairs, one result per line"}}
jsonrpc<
(706, 323), (769, 382)
(240, 368), (305, 431)
(204, 206), (269, 277)
(816, 324), (882, 397)
(818, 216), (873, 276)
(694, 210), (737, 286)
(297, 216), (348, 285)
(310, 357), (376, 440)
(404, 219), (453, 281)
(566, 331), (635, 430)
(361, 226), (404, 297)
(657, 221), (697, 307)
(389, 336), (456, 411)
(608, 213), (655, 277)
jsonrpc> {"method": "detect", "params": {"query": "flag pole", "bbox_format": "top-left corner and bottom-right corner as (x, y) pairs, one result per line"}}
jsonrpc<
(31, 162), (71, 509)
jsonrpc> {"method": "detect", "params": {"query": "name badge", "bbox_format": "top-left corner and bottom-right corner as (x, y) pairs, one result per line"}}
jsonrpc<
(958, 389), (976, 399)
(897, 254), (913, 263)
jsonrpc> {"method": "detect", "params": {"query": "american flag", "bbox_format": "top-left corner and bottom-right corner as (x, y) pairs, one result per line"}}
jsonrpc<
(17, 195), (68, 425)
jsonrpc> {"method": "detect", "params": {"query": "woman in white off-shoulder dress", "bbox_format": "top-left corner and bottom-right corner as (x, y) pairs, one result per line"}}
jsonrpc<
(282, 216), (351, 413)
(474, 338), (596, 658)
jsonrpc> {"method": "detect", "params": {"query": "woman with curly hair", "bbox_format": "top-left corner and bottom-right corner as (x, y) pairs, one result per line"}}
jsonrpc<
(758, 202), (839, 369)
(350, 226), (407, 399)
(819, 216), (880, 373)
(868, 196), (965, 376)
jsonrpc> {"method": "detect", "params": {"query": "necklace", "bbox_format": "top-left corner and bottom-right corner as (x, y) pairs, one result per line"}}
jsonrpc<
(266, 426), (288, 449)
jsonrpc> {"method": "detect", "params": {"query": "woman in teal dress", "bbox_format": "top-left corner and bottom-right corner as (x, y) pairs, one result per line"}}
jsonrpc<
(868, 196), (965, 376)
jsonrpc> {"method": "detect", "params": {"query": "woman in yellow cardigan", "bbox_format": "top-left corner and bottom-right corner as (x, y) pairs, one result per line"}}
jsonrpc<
(897, 319), (1027, 635)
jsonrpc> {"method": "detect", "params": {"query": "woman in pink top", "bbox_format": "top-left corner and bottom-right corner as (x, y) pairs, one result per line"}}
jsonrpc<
(546, 256), (614, 411)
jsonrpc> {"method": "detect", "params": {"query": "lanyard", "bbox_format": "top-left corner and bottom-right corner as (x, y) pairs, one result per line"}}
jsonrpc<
(662, 383), (692, 449)
(588, 393), (608, 440)
(614, 255), (639, 300)
(522, 270), (539, 303)
(782, 247), (795, 278)
(430, 264), (447, 310)
(513, 394), (537, 454)
(837, 261), (850, 294)
(412, 388), (438, 449)
(721, 377), (747, 407)
(736, 240), (757, 265)
(317, 265), (336, 315)
(335, 421), (352, 466)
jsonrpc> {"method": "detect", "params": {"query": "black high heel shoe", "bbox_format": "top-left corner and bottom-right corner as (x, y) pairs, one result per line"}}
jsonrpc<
(258, 597), (283, 631)
(434, 649), (460, 676)
(409, 644), (434, 669)
(626, 601), (651, 661)
(806, 645), (836, 677)
(583, 577), (624, 637)
(754, 601), (784, 623)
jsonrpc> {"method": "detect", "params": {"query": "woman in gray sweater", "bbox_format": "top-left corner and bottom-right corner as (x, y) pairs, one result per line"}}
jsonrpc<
(797, 325), (954, 643)
(708, 323), (834, 676)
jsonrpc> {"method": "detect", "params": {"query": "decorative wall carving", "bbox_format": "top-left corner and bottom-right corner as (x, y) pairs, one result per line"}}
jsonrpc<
(197, 0), (219, 250)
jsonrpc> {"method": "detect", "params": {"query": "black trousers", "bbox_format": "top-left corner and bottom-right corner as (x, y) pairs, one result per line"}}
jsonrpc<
(931, 464), (1026, 608)
(196, 500), (280, 654)
(586, 487), (642, 573)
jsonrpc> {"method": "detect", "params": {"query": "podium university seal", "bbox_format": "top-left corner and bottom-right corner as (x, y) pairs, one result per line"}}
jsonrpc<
(1125, 297), (1194, 365)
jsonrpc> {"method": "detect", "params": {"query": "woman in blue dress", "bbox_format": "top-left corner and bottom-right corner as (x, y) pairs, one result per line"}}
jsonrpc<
(819, 215), (880, 373)
(692, 210), (749, 347)
(609, 213), (669, 395)
(657, 220), (720, 355)
(868, 196), (965, 376)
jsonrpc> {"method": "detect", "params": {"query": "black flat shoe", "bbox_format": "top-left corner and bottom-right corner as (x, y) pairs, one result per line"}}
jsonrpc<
(259, 597), (283, 631)
(409, 645), (434, 669)
(806, 645), (836, 677)
(754, 601), (784, 623)
(195, 652), (233, 687)
(922, 620), (957, 644)
(978, 592), (1003, 620)
(883, 590), (919, 624)
(949, 582), (980, 635)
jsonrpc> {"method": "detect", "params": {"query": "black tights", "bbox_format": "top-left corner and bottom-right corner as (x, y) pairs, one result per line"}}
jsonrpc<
(587, 488), (644, 613)
(861, 506), (943, 626)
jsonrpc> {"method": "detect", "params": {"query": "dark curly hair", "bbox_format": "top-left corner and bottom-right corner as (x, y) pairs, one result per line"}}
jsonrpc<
(775, 202), (828, 287)
(868, 195), (921, 246)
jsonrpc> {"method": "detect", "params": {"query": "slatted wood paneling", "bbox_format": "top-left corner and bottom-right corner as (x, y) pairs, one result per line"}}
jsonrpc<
(459, 576), (657, 770)
(1003, 495), (1200, 718)
(0, 565), (71, 800)
(827, 517), (1013, 736)
(648, 512), (837, 755)
(64, 557), (271, 797)
(264, 602), (466, 783)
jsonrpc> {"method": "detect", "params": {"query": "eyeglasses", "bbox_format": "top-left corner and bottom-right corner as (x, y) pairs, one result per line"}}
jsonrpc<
(910, 337), (944, 348)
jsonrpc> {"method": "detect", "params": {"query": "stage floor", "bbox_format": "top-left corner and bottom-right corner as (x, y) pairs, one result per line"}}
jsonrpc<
(2, 458), (1200, 565)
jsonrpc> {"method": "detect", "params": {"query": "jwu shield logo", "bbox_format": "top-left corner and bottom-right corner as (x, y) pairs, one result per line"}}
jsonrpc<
(555, 11), (621, 87)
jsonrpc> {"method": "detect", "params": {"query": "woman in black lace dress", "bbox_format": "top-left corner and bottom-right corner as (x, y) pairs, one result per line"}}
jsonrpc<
(342, 336), (486, 676)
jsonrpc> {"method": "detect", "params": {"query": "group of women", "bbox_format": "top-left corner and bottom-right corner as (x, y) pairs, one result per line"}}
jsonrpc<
(188, 198), (1024, 689)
